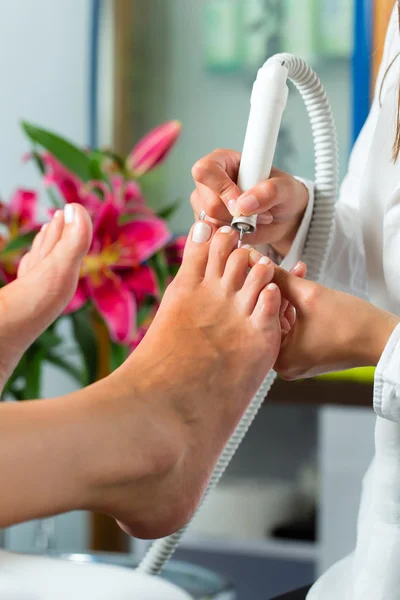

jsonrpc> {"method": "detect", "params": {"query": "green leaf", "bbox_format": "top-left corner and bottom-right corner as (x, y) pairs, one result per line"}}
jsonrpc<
(89, 149), (125, 171)
(22, 122), (94, 182)
(23, 348), (45, 399)
(157, 197), (182, 220)
(136, 297), (155, 327)
(2, 382), (24, 401)
(46, 353), (84, 386)
(36, 328), (63, 351)
(70, 309), (99, 385)
(148, 251), (169, 295)
(29, 148), (65, 208)
(1, 232), (36, 255)
(109, 341), (128, 372)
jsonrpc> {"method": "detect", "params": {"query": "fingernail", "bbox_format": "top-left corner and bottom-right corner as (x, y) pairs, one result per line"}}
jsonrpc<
(259, 256), (271, 265)
(241, 244), (252, 250)
(227, 199), (237, 216)
(258, 213), (274, 225)
(267, 283), (278, 291)
(192, 221), (212, 243)
(41, 223), (48, 232)
(290, 261), (301, 274)
(238, 194), (260, 212)
(64, 204), (75, 224)
(54, 209), (62, 219)
(219, 226), (233, 234)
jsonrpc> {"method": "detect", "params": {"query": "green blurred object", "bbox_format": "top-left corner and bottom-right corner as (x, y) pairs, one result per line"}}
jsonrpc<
(315, 366), (375, 384)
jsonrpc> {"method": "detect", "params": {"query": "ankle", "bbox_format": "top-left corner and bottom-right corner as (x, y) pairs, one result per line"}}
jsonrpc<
(82, 372), (188, 529)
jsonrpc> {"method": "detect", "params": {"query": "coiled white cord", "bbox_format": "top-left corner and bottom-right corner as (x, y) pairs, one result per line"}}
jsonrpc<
(138, 54), (338, 576)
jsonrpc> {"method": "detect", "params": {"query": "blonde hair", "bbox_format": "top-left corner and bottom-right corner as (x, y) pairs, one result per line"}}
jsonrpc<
(379, 2), (400, 161)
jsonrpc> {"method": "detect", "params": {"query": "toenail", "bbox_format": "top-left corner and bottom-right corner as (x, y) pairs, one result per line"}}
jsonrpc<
(259, 256), (271, 265)
(192, 221), (212, 243)
(219, 226), (233, 234)
(64, 204), (75, 224)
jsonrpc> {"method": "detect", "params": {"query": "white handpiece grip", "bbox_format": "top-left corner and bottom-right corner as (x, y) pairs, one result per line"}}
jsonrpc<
(231, 59), (289, 234)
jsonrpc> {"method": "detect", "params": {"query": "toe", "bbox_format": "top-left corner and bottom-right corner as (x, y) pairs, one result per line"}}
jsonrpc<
(238, 256), (274, 313)
(222, 247), (251, 291)
(17, 252), (32, 278)
(38, 210), (64, 259)
(179, 220), (216, 280)
(205, 226), (239, 279)
(25, 224), (48, 271)
(252, 283), (281, 330)
(52, 203), (92, 262)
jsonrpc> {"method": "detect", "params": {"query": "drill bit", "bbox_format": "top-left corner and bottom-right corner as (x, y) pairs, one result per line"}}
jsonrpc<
(238, 228), (245, 248)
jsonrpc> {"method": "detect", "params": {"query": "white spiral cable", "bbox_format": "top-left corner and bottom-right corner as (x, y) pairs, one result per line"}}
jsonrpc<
(138, 54), (338, 576)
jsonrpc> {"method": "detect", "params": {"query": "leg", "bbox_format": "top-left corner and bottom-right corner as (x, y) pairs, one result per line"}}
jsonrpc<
(0, 221), (284, 538)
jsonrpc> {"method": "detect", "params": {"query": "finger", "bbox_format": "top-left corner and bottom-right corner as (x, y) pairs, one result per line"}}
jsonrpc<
(290, 261), (307, 279)
(284, 303), (297, 328)
(192, 149), (242, 215)
(237, 172), (299, 217)
(191, 183), (234, 224)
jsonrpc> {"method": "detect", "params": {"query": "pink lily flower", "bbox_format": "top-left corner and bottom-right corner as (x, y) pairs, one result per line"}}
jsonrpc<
(43, 154), (103, 214)
(0, 189), (41, 283)
(66, 200), (171, 344)
(126, 121), (182, 177)
(165, 235), (187, 266)
(43, 154), (153, 219)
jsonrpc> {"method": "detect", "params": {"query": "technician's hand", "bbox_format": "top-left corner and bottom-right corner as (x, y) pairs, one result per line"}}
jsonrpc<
(191, 149), (309, 256)
(267, 264), (400, 380)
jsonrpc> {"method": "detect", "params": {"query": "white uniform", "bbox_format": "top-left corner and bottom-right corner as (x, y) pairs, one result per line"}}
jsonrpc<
(284, 6), (400, 599)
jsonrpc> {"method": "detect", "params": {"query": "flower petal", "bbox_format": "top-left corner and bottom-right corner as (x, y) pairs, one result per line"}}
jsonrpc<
(93, 200), (120, 245)
(89, 272), (136, 343)
(9, 189), (38, 228)
(165, 235), (187, 266)
(63, 279), (89, 314)
(119, 218), (172, 264)
(122, 265), (159, 303)
(127, 121), (182, 176)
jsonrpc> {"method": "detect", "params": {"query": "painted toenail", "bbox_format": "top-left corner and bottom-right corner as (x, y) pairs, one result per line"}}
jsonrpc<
(64, 204), (75, 224)
(192, 221), (212, 243)
(267, 283), (278, 291)
(219, 226), (233, 234)
(259, 256), (271, 265)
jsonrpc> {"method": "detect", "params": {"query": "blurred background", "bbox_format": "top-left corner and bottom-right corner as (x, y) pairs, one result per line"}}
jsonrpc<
(0, 0), (394, 598)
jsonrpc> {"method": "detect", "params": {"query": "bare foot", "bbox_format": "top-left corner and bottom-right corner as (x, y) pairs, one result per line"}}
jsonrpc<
(0, 204), (92, 389)
(94, 221), (283, 538)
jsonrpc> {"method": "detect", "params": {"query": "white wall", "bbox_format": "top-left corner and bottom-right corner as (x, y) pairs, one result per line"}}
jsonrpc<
(0, 0), (90, 198)
(0, 0), (92, 553)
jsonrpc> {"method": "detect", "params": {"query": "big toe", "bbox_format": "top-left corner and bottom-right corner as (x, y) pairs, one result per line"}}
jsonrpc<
(0, 204), (92, 384)
(178, 220), (216, 280)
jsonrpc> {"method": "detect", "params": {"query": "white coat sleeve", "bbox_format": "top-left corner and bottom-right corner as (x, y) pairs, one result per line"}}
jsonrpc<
(280, 9), (399, 301)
